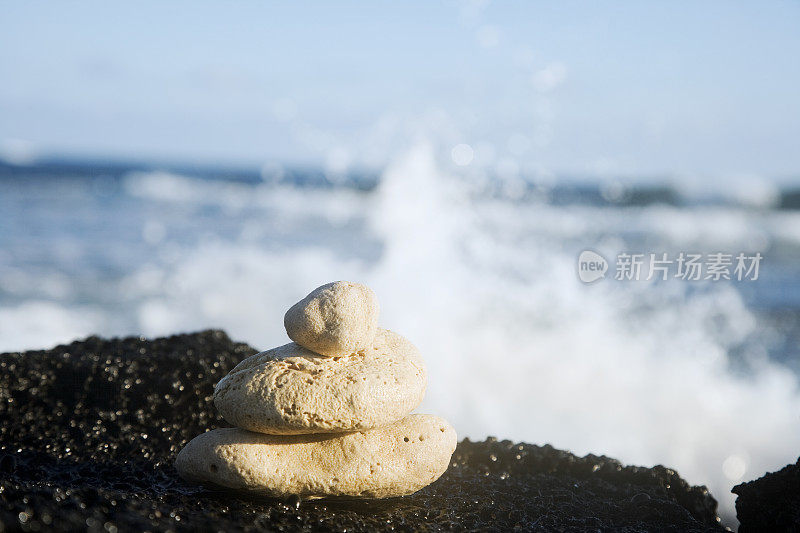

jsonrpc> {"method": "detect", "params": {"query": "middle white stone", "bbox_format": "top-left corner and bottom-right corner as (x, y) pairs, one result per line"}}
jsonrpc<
(214, 329), (427, 435)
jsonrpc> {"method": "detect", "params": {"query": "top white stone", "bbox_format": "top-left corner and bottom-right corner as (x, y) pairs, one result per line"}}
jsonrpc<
(284, 281), (379, 357)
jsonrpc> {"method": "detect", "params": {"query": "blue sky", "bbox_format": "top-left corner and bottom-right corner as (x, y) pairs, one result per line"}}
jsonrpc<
(1, 1), (799, 178)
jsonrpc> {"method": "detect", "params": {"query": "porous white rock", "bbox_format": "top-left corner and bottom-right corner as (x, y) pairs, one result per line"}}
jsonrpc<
(284, 281), (379, 357)
(175, 414), (457, 498)
(213, 329), (426, 435)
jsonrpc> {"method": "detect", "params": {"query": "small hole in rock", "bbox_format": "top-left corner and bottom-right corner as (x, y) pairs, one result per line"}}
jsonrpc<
(419, 436), (424, 441)
(403, 437), (409, 442)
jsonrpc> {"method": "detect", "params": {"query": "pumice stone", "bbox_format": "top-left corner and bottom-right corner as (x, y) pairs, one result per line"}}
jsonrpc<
(213, 329), (426, 434)
(284, 281), (379, 357)
(178, 280), (456, 500)
(175, 414), (457, 499)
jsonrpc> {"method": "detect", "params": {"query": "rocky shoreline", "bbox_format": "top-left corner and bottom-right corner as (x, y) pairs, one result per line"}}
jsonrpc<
(733, 457), (800, 532)
(0, 330), (735, 531)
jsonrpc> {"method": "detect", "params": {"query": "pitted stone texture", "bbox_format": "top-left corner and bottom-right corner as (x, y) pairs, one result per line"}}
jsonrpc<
(214, 329), (426, 435)
(175, 414), (456, 499)
(284, 281), (379, 357)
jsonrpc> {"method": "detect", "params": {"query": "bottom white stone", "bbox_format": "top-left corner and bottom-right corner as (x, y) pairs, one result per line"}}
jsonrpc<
(175, 414), (457, 499)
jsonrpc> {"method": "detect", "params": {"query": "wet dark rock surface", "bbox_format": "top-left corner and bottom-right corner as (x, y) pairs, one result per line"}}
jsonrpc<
(733, 457), (800, 532)
(1, 330), (724, 532)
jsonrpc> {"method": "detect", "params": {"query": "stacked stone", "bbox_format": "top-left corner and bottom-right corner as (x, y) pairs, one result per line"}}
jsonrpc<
(176, 281), (457, 499)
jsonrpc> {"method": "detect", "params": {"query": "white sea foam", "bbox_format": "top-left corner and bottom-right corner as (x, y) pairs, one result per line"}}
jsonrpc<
(2, 147), (799, 525)
(0, 301), (105, 352)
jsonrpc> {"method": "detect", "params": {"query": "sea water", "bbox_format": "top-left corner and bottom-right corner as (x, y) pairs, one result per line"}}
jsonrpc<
(2, 144), (800, 524)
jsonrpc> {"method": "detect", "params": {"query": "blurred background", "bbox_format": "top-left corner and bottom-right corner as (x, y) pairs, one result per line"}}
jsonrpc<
(2, 1), (799, 524)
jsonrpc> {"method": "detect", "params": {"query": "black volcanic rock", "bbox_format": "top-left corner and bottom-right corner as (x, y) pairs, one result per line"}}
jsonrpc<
(733, 457), (800, 531)
(0, 330), (723, 532)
